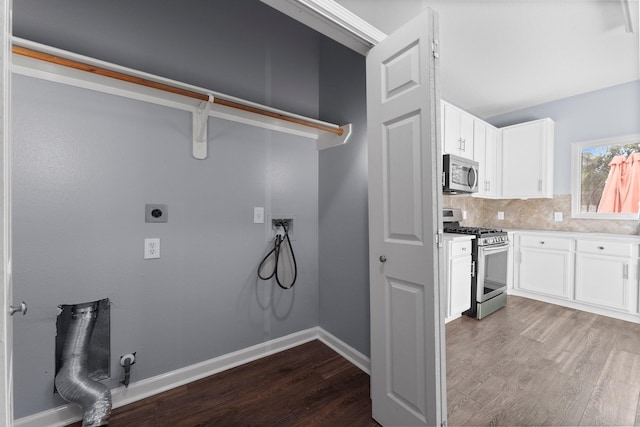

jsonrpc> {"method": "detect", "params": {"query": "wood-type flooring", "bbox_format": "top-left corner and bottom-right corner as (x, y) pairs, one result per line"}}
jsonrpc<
(447, 295), (640, 426)
(68, 339), (379, 427)
(67, 295), (640, 426)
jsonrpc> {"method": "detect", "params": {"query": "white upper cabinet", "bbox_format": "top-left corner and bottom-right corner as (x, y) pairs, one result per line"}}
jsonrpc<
(500, 118), (555, 199)
(472, 119), (499, 198)
(442, 101), (474, 160)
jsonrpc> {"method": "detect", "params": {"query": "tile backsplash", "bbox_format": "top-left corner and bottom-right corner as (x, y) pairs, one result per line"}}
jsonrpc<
(443, 194), (640, 235)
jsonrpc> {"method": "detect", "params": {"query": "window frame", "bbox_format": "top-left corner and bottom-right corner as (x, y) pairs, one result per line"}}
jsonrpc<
(571, 134), (640, 220)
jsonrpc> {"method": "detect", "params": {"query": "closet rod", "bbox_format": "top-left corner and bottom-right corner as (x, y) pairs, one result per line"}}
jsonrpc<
(12, 45), (344, 136)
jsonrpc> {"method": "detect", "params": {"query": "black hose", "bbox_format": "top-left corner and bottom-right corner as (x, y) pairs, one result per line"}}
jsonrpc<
(258, 221), (297, 289)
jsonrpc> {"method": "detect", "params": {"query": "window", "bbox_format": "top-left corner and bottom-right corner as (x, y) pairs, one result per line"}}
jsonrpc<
(571, 134), (640, 220)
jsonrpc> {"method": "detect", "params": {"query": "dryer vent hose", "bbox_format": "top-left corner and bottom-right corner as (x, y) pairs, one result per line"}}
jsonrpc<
(54, 302), (112, 427)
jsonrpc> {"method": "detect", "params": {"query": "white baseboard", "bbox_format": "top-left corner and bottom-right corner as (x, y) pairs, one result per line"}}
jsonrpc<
(15, 326), (370, 427)
(317, 328), (370, 374)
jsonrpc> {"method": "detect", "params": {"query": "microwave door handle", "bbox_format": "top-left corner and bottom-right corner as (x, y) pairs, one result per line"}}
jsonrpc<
(468, 167), (478, 189)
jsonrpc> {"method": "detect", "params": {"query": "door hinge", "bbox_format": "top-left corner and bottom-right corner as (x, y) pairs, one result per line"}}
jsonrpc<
(441, 420), (447, 427)
(432, 40), (440, 58)
(435, 231), (443, 247)
(471, 260), (476, 278)
(623, 263), (629, 279)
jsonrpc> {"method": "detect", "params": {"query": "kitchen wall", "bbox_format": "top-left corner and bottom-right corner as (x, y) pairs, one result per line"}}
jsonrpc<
(318, 38), (369, 356)
(445, 80), (640, 235)
(11, 0), (328, 419)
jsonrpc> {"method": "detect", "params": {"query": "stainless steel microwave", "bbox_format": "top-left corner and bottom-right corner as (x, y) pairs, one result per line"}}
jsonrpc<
(443, 154), (479, 194)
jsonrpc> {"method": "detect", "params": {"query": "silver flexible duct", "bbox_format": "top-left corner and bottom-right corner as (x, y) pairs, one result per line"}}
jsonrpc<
(54, 303), (112, 427)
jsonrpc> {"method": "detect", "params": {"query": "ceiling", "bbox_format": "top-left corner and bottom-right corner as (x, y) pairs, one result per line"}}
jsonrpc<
(270, 0), (640, 119)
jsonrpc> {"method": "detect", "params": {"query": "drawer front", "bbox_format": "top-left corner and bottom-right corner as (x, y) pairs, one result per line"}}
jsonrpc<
(576, 239), (632, 257)
(519, 235), (572, 251)
(450, 240), (472, 257)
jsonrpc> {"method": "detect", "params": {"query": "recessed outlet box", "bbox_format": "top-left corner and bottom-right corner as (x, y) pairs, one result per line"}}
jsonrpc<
(272, 218), (294, 237)
(497, 212), (505, 220)
(145, 204), (168, 223)
(554, 212), (563, 221)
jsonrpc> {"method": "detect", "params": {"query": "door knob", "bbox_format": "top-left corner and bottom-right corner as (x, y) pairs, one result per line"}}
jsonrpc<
(9, 301), (27, 316)
(379, 255), (387, 263)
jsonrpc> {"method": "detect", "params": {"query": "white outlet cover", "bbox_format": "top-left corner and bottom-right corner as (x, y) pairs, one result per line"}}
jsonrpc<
(253, 207), (265, 224)
(144, 238), (160, 259)
(497, 212), (505, 220)
(554, 212), (563, 221)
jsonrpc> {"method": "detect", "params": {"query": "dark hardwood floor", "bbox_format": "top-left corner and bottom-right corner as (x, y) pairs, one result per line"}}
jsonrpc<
(67, 295), (640, 426)
(68, 340), (380, 427)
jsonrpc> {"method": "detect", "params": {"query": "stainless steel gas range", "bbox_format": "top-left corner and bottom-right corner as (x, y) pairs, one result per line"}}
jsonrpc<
(443, 208), (510, 319)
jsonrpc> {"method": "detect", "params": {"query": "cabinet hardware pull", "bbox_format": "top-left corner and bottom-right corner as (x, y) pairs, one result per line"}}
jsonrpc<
(540, 241), (545, 245)
(471, 261), (476, 278)
(379, 255), (387, 263)
(598, 246), (605, 250)
(623, 263), (629, 279)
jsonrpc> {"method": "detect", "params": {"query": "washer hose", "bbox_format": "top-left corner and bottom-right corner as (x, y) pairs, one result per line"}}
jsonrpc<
(258, 221), (297, 289)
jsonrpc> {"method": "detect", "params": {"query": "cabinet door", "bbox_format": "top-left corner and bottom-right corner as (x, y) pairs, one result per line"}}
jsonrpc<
(501, 119), (553, 198)
(459, 112), (474, 159)
(442, 103), (474, 160)
(443, 102), (461, 155)
(484, 126), (497, 198)
(517, 248), (572, 298)
(472, 120), (486, 196)
(575, 254), (629, 311)
(449, 253), (472, 318)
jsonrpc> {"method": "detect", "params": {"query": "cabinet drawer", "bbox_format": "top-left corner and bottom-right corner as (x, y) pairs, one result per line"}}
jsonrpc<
(450, 240), (472, 257)
(576, 239), (632, 257)
(519, 235), (572, 251)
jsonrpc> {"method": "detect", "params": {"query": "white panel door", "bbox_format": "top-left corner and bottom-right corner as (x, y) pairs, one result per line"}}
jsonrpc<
(367, 8), (444, 427)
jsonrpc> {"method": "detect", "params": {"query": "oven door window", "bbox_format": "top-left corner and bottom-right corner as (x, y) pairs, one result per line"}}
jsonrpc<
(481, 246), (509, 299)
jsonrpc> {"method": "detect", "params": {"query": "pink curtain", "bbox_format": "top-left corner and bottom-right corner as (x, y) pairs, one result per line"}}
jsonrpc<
(621, 152), (640, 213)
(597, 155), (627, 213)
(598, 153), (640, 213)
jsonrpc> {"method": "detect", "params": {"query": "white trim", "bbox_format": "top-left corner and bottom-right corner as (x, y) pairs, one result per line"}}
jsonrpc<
(509, 289), (640, 324)
(15, 327), (370, 427)
(0, 0), (11, 425)
(570, 133), (640, 220)
(317, 327), (371, 374)
(260, 0), (386, 55)
(11, 38), (347, 143)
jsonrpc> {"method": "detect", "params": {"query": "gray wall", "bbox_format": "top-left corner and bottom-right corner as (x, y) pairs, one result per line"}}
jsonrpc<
(488, 79), (640, 195)
(12, 0), (323, 418)
(318, 38), (370, 356)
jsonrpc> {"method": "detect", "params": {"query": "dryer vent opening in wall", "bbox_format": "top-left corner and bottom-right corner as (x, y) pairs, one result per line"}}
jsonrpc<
(54, 298), (111, 392)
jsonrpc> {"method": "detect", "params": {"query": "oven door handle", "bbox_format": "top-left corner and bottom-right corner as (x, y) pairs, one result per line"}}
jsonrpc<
(479, 242), (510, 254)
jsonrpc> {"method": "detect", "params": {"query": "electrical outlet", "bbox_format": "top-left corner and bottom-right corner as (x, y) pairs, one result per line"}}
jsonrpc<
(144, 238), (160, 259)
(497, 212), (505, 220)
(554, 212), (563, 221)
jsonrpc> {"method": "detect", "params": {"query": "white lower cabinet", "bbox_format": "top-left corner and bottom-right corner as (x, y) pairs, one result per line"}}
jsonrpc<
(512, 232), (640, 321)
(444, 234), (473, 322)
(575, 239), (636, 312)
(515, 234), (574, 299)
